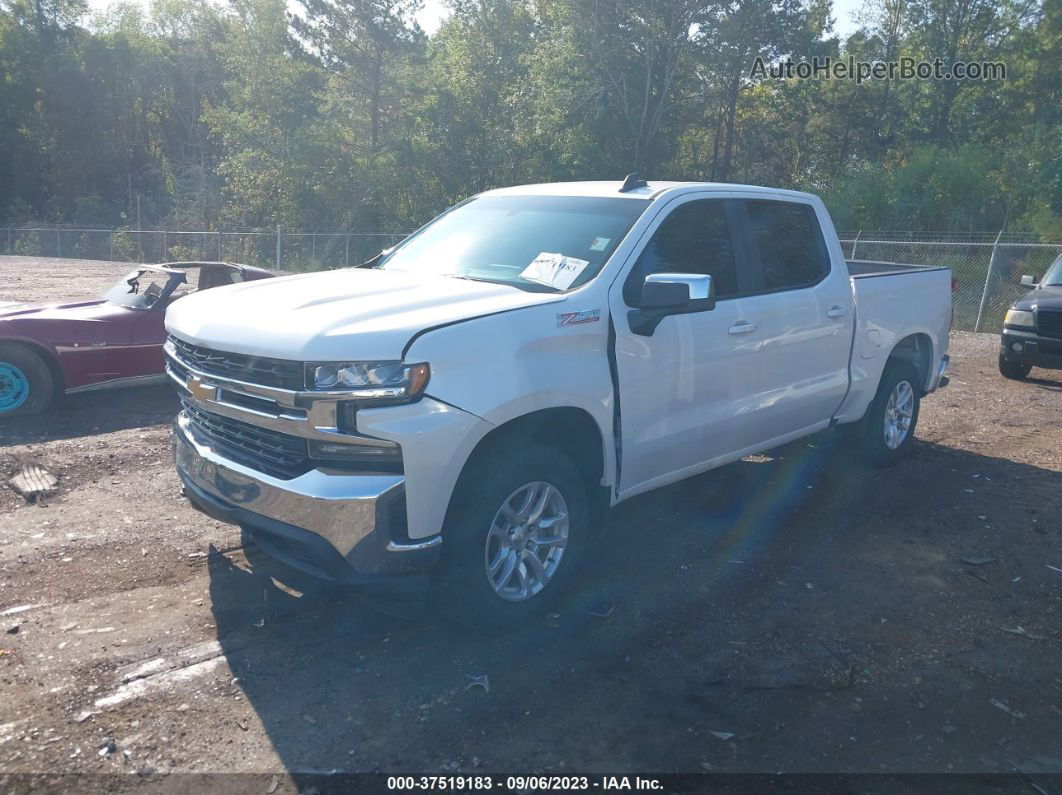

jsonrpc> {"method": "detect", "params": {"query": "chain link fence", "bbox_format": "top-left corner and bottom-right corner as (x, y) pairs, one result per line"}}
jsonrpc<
(2, 225), (1060, 333)
(0, 226), (411, 272)
(838, 232), (1062, 332)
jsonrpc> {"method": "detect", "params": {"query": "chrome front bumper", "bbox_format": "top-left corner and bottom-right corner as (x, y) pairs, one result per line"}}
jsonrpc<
(173, 412), (441, 580)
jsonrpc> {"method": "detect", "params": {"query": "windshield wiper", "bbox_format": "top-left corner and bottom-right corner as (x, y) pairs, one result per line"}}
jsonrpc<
(451, 274), (557, 290)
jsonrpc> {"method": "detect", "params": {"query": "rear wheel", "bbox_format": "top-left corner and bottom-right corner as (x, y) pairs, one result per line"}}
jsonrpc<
(0, 343), (54, 417)
(853, 359), (921, 467)
(998, 353), (1032, 381)
(436, 443), (589, 628)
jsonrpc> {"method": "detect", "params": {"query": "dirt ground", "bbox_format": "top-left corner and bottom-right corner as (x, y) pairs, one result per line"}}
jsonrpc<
(0, 256), (134, 305)
(0, 255), (1060, 791)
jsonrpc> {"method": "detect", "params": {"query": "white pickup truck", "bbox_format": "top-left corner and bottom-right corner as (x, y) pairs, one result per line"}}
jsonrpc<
(166, 178), (951, 623)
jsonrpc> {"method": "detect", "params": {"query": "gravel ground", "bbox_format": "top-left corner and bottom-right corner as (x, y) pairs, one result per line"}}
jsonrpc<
(0, 256), (134, 304)
(0, 256), (1060, 791)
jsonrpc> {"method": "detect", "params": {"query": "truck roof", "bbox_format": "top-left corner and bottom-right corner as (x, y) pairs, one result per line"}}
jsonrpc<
(481, 180), (820, 203)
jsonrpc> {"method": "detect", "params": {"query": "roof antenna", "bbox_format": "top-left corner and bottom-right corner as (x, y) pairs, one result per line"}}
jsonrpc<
(619, 172), (647, 193)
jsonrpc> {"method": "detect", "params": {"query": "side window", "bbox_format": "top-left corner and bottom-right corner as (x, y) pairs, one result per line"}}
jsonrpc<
(745, 201), (828, 291)
(625, 199), (739, 305)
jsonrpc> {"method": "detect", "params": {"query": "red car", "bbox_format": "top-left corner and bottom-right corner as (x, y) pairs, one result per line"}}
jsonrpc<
(0, 262), (273, 416)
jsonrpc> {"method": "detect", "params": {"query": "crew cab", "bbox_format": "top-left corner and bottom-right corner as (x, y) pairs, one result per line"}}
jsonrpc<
(999, 253), (1062, 379)
(166, 179), (952, 623)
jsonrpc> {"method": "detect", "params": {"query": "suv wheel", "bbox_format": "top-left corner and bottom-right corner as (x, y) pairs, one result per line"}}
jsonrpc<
(998, 353), (1032, 381)
(437, 443), (589, 628)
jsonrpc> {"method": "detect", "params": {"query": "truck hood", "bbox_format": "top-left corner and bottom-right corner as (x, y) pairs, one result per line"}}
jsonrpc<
(165, 268), (566, 361)
(1013, 285), (1062, 311)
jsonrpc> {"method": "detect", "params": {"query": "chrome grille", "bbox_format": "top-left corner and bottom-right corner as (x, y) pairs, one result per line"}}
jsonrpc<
(182, 399), (308, 479)
(169, 336), (303, 390)
(1038, 309), (1062, 339)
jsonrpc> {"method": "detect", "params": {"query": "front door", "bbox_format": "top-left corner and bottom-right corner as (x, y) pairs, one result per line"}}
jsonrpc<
(609, 196), (764, 497)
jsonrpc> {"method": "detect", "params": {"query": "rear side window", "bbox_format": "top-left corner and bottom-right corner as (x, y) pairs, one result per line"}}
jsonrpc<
(745, 201), (828, 291)
(625, 199), (739, 304)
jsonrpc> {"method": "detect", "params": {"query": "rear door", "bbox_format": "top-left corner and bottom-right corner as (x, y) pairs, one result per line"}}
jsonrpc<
(609, 195), (765, 495)
(735, 197), (854, 439)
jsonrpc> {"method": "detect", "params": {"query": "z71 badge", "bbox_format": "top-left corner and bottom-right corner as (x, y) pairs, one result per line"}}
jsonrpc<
(557, 309), (601, 327)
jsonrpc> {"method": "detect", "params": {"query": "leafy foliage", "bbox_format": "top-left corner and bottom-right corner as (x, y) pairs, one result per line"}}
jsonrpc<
(0, 0), (1058, 237)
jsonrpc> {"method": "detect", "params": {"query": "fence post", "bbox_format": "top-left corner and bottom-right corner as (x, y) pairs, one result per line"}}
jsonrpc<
(851, 230), (862, 260)
(110, 230), (114, 261)
(276, 225), (281, 270)
(57, 228), (61, 258)
(218, 231), (222, 261)
(974, 230), (1004, 333)
(345, 234), (350, 267)
(312, 233), (316, 268)
(163, 230), (168, 262)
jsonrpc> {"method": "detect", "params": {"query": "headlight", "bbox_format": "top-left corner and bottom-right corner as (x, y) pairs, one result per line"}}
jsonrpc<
(1004, 309), (1035, 329)
(306, 360), (430, 401)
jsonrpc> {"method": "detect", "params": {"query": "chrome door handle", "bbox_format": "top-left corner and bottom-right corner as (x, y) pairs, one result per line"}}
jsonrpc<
(728, 322), (757, 335)
(826, 306), (847, 319)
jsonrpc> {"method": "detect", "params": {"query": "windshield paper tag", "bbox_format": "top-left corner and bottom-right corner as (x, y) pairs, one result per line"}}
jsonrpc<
(520, 252), (590, 291)
(557, 309), (601, 327)
(590, 237), (610, 251)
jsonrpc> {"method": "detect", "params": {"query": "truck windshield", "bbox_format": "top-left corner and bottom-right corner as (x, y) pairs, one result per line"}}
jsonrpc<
(1043, 255), (1062, 287)
(378, 195), (649, 291)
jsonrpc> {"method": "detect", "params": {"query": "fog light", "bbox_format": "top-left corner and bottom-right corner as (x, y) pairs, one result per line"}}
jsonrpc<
(308, 438), (403, 472)
(1011, 342), (1023, 352)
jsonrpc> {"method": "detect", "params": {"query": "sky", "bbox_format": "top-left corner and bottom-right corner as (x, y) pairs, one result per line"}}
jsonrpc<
(86, 0), (867, 39)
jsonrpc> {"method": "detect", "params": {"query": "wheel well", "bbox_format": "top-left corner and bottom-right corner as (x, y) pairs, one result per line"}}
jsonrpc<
(457, 407), (607, 501)
(0, 339), (64, 391)
(887, 333), (932, 393)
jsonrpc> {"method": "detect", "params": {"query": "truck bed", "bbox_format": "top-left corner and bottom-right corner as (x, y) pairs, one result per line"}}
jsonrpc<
(834, 260), (953, 425)
(846, 259), (948, 278)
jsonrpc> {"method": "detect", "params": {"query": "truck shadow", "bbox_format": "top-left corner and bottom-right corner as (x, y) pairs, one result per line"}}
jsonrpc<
(1025, 375), (1062, 392)
(0, 384), (178, 445)
(207, 432), (1062, 777)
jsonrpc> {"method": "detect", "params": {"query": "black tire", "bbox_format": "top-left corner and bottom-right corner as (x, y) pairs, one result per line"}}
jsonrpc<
(435, 443), (590, 629)
(0, 342), (54, 418)
(854, 359), (921, 467)
(998, 353), (1032, 381)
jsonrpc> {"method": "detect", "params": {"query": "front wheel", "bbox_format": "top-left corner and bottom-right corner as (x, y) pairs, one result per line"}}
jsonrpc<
(853, 360), (921, 467)
(998, 353), (1032, 381)
(435, 443), (590, 628)
(0, 343), (54, 418)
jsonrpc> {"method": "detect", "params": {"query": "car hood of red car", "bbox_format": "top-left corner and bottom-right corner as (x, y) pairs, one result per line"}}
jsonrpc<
(0, 298), (117, 322)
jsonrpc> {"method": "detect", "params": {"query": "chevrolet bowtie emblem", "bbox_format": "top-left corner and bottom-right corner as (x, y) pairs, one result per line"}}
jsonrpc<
(187, 376), (217, 402)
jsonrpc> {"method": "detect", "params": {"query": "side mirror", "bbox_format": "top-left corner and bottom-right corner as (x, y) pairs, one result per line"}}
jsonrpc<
(1020, 274), (1039, 287)
(629, 273), (715, 336)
